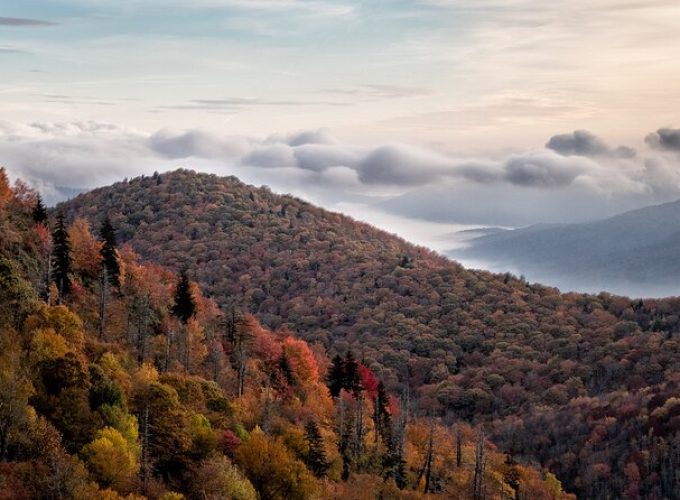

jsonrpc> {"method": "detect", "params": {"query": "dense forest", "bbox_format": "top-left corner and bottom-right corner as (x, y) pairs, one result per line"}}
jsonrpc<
(56, 169), (680, 498)
(0, 167), (570, 499)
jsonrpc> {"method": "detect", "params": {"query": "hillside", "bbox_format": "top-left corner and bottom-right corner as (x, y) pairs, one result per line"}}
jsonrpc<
(452, 200), (680, 297)
(59, 169), (680, 498)
(0, 168), (573, 499)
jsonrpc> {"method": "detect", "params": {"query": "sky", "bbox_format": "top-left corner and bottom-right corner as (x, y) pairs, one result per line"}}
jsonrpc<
(2, 0), (680, 254)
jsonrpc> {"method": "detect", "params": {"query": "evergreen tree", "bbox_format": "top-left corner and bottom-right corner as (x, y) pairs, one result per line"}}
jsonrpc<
(172, 269), (196, 324)
(327, 351), (363, 397)
(51, 212), (72, 301)
(339, 403), (356, 481)
(344, 350), (362, 396)
(327, 354), (345, 397)
(304, 421), (329, 478)
(32, 194), (48, 225)
(374, 381), (392, 445)
(278, 353), (294, 387)
(99, 217), (120, 288)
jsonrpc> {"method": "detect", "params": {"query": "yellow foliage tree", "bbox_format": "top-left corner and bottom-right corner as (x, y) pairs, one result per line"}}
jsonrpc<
(0, 167), (13, 208)
(25, 305), (85, 352)
(235, 427), (317, 500)
(82, 426), (141, 493)
(185, 319), (208, 373)
(29, 327), (70, 365)
(68, 217), (103, 280)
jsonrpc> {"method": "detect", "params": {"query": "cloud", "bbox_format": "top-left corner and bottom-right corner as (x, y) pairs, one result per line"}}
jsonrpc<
(0, 46), (28, 54)
(207, 0), (356, 16)
(503, 151), (590, 187)
(156, 98), (348, 113)
(357, 145), (453, 186)
(149, 129), (251, 159)
(0, 17), (57, 27)
(646, 128), (680, 152)
(546, 130), (636, 158)
(0, 121), (159, 204)
(282, 129), (337, 146)
(324, 85), (433, 101)
(2, 120), (680, 228)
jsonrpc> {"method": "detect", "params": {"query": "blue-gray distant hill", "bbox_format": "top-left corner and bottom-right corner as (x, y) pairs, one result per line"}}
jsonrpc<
(451, 199), (680, 297)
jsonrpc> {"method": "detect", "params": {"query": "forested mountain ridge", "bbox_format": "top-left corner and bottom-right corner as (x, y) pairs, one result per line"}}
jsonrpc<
(58, 169), (680, 498)
(0, 168), (568, 498)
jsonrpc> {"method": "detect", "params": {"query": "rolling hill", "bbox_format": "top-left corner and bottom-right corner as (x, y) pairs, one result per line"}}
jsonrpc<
(59, 169), (680, 497)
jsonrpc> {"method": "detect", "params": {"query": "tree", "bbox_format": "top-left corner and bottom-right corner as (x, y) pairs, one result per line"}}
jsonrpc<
(172, 270), (196, 324)
(51, 213), (72, 302)
(190, 454), (256, 500)
(235, 428), (317, 500)
(327, 354), (345, 398)
(473, 430), (486, 500)
(99, 217), (121, 289)
(0, 258), (38, 329)
(304, 421), (329, 478)
(0, 167), (12, 208)
(132, 381), (191, 479)
(343, 351), (362, 396)
(32, 194), (48, 225)
(82, 426), (140, 492)
(68, 217), (102, 281)
(374, 381), (391, 445)
(327, 351), (362, 398)
(233, 315), (256, 398)
(0, 345), (33, 461)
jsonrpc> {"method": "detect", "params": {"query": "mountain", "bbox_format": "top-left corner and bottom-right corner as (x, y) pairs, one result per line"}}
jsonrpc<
(0, 168), (572, 499)
(452, 200), (680, 297)
(58, 169), (680, 498)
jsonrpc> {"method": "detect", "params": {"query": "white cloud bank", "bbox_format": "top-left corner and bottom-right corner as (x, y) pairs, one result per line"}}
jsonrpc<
(2, 120), (680, 228)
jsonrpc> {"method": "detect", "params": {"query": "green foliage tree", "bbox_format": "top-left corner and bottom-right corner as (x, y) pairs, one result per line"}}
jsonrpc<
(172, 270), (196, 324)
(327, 354), (344, 398)
(374, 381), (391, 445)
(51, 212), (72, 301)
(32, 194), (48, 225)
(99, 217), (121, 289)
(303, 421), (329, 478)
(327, 351), (362, 398)
(0, 257), (38, 328)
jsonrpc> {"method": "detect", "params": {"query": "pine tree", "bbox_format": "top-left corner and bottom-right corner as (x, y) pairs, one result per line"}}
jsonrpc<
(327, 354), (345, 397)
(344, 350), (362, 396)
(51, 212), (72, 302)
(172, 270), (196, 324)
(328, 351), (363, 397)
(304, 421), (329, 478)
(32, 194), (48, 225)
(374, 381), (392, 445)
(339, 401), (356, 481)
(278, 353), (294, 387)
(99, 217), (120, 288)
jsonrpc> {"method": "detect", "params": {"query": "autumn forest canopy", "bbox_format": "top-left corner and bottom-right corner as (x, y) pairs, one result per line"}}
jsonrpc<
(2, 168), (680, 499)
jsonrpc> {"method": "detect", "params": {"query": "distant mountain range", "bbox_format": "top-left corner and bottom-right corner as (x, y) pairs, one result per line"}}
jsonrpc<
(451, 199), (680, 297)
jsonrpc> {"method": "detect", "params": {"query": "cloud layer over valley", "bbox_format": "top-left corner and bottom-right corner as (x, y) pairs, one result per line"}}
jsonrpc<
(3, 121), (680, 232)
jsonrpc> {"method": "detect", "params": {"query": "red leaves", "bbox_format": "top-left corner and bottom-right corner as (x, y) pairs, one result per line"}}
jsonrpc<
(222, 429), (241, 455)
(358, 363), (378, 400)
